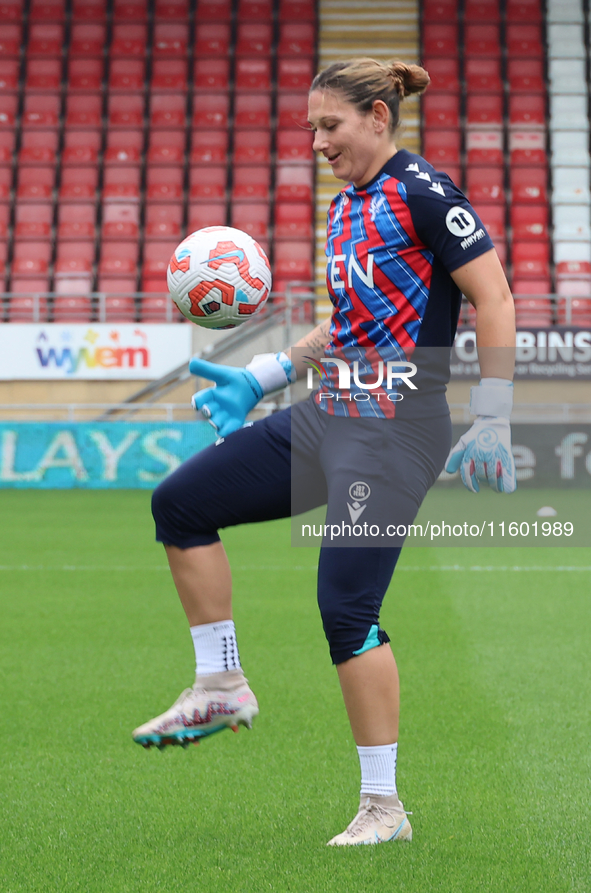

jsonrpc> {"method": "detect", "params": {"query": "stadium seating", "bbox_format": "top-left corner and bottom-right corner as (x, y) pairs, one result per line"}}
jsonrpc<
(0, 0), (316, 313)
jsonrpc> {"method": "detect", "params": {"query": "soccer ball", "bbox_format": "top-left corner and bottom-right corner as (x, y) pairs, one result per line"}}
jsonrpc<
(167, 226), (272, 329)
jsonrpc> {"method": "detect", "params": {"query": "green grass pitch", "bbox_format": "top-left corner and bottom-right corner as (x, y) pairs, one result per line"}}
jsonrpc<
(1, 490), (590, 892)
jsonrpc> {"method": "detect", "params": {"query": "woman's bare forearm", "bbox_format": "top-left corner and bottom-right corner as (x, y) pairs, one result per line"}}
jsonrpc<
(286, 316), (332, 379)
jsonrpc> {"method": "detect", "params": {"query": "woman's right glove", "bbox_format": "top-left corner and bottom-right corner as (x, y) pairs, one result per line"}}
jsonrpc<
(190, 352), (294, 439)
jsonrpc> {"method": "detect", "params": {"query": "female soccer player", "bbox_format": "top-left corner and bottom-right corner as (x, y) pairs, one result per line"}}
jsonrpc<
(133, 58), (516, 846)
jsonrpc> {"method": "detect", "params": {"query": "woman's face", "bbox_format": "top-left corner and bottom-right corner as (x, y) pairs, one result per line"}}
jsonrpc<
(307, 89), (395, 188)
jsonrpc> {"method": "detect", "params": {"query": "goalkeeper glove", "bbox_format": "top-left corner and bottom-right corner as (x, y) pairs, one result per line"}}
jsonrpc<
(445, 378), (516, 494)
(190, 352), (294, 439)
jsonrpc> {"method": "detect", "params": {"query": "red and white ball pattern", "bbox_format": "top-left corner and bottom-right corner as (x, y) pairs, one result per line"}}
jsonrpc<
(167, 226), (272, 329)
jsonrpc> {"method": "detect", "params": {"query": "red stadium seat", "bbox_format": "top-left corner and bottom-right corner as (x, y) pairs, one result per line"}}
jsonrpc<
(196, 0), (231, 18)
(0, 24), (22, 57)
(277, 22), (315, 56)
(506, 25), (542, 57)
(12, 240), (52, 275)
(100, 295), (136, 321)
(0, 60), (19, 92)
(277, 58), (314, 92)
(192, 93), (229, 129)
(464, 25), (501, 57)
(153, 22), (188, 56)
(22, 94), (60, 129)
(25, 58), (62, 91)
(7, 293), (50, 320)
(466, 94), (502, 128)
(52, 296), (93, 322)
(423, 94), (460, 129)
(556, 260), (591, 282)
(232, 165), (270, 201)
(68, 57), (104, 92)
(274, 202), (313, 239)
(0, 129), (14, 163)
(97, 277), (137, 296)
(17, 166), (54, 201)
(279, 0), (315, 19)
(54, 240), (94, 277)
(471, 203), (505, 240)
(235, 58), (271, 92)
(509, 95), (545, 129)
(57, 203), (96, 240)
(65, 93), (102, 129)
(507, 59), (544, 94)
(423, 129), (460, 166)
(514, 297), (552, 327)
(512, 241), (550, 279)
(234, 93), (271, 128)
(238, 0), (272, 20)
(14, 202), (52, 238)
(422, 0), (458, 21)
(422, 24), (458, 56)
(510, 167), (547, 204)
(275, 165), (313, 202)
(276, 129), (313, 163)
(150, 94), (186, 129)
(151, 59), (187, 92)
(109, 58), (145, 91)
(145, 202), (183, 239)
(195, 23), (231, 55)
(466, 167), (504, 203)
(27, 22), (63, 55)
(108, 94), (144, 128)
(274, 240), (313, 281)
(72, 0), (107, 20)
(0, 202), (9, 238)
(101, 202), (139, 238)
(146, 165), (183, 201)
(557, 297), (591, 326)
(506, 0), (541, 22)
(104, 129), (143, 165)
(113, 0), (147, 20)
(511, 204), (548, 241)
(140, 294), (181, 321)
(59, 166), (98, 202)
(236, 22), (272, 55)
(29, 0), (66, 22)
(70, 23), (106, 55)
(18, 130), (58, 165)
(233, 129), (271, 164)
(110, 24), (147, 57)
(277, 93), (309, 129)
(465, 58), (502, 93)
(0, 94), (17, 129)
(422, 58), (460, 94)
(190, 129), (228, 163)
(155, 0), (189, 18)
(231, 202), (269, 239)
(194, 58), (229, 90)
(509, 131), (546, 166)
(0, 167), (10, 200)
(98, 240), (138, 277)
(188, 202), (226, 230)
(142, 239), (178, 280)
(147, 130), (185, 164)
(189, 165), (226, 200)
(464, 0), (499, 22)
(103, 165), (141, 201)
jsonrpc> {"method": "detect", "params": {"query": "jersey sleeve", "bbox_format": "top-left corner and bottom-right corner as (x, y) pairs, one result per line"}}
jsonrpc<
(404, 169), (496, 273)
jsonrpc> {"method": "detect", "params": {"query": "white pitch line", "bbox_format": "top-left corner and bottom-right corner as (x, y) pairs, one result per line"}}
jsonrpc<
(0, 565), (590, 573)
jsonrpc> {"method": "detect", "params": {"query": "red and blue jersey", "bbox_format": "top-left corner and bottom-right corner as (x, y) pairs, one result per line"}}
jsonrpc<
(316, 149), (495, 418)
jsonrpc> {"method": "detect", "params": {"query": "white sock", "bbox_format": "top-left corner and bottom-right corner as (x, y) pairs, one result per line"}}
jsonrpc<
(190, 620), (241, 676)
(357, 743), (398, 797)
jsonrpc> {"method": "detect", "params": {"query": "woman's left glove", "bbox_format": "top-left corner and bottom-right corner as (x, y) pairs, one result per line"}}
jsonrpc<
(445, 378), (516, 494)
(190, 352), (294, 439)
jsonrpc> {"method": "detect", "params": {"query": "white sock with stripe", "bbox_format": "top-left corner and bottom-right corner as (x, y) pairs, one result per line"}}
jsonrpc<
(357, 743), (398, 797)
(190, 620), (241, 676)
